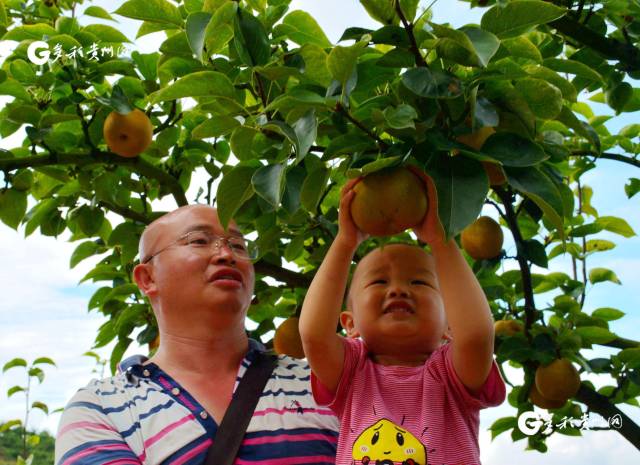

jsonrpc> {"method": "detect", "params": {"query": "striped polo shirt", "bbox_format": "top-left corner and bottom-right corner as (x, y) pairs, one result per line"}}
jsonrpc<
(55, 341), (339, 465)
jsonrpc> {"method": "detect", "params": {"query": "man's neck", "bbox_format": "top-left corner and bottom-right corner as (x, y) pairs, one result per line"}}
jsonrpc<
(148, 328), (250, 377)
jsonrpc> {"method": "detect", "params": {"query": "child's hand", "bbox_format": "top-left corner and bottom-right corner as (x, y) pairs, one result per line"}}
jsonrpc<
(336, 179), (369, 249)
(410, 167), (446, 247)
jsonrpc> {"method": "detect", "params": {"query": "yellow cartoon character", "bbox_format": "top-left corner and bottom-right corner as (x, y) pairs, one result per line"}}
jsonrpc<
(351, 418), (426, 465)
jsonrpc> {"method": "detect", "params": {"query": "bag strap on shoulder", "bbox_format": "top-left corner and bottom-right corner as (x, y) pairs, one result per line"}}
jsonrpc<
(204, 351), (278, 465)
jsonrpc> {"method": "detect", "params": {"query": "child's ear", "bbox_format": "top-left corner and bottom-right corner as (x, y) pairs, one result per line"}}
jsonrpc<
(340, 311), (360, 338)
(442, 326), (452, 343)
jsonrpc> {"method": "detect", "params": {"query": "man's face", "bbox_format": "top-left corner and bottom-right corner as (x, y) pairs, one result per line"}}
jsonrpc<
(140, 205), (255, 319)
(346, 244), (446, 354)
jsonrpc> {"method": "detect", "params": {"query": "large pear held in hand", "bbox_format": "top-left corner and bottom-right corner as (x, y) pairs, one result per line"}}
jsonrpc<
(103, 108), (153, 158)
(351, 167), (428, 237)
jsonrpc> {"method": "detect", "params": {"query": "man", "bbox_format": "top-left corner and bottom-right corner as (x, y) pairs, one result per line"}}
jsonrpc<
(55, 205), (339, 465)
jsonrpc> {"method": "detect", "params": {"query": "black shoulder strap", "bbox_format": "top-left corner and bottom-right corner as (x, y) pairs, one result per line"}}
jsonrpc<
(204, 351), (278, 465)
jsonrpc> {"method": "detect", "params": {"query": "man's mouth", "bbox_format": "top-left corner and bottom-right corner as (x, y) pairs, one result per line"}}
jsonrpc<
(209, 268), (243, 284)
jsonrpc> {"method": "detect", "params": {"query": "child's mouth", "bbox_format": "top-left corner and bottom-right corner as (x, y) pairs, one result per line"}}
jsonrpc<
(383, 301), (415, 314)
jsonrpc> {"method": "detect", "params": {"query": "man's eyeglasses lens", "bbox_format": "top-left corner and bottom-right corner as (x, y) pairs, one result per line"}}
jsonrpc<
(181, 231), (258, 260)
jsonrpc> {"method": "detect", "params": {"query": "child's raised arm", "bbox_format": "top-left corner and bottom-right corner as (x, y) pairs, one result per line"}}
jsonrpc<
(299, 180), (368, 395)
(412, 169), (496, 393)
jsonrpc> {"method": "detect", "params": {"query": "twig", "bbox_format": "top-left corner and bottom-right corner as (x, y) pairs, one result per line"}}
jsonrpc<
(394, 0), (428, 67)
(572, 150), (640, 169)
(335, 102), (389, 151)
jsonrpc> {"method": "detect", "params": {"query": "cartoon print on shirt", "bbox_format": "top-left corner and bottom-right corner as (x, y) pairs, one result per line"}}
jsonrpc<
(351, 418), (427, 465)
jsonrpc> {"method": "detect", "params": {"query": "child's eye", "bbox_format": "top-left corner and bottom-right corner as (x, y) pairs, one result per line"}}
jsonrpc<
(369, 279), (387, 285)
(411, 280), (428, 285)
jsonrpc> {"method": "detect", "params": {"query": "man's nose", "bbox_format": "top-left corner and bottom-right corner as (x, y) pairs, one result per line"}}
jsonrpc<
(211, 239), (236, 264)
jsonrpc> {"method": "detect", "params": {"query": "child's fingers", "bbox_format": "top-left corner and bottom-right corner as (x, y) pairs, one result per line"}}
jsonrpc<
(341, 177), (361, 197)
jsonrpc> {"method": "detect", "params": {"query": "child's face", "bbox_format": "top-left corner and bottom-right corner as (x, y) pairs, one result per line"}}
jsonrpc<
(343, 244), (447, 356)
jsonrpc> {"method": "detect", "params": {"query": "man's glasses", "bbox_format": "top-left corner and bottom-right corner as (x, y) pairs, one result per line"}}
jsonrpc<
(141, 230), (258, 264)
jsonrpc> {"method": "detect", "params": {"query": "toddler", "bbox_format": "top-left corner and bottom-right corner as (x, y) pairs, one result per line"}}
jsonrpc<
(299, 170), (506, 465)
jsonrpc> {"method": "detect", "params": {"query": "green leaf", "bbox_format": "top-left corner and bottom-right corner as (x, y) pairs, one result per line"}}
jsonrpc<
(347, 156), (402, 178)
(186, 12), (212, 61)
(585, 240), (615, 253)
(556, 106), (600, 153)
(427, 154), (489, 238)
(0, 420), (22, 432)
(515, 78), (563, 119)
(7, 386), (25, 398)
(299, 44), (332, 86)
(114, 0), (183, 26)
(595, 216), (636, 238)
(523, 239), (548, 268)
(0, 188), (28, 230)
(0, 0), (7, 27)
(542, 58), (603, 83)
(28, 367), (44, 383)
(33, 357), (56, 367)
(2, 24), (58, 41)
(592, 307), (625, 322)
(328, 40), (368, 87)
(204, 1), (237, 54)
(490, 416), (517, 440)
(301, 166), (330, 212)
(293, 109), (317, 162)
(82, 25), (131, 43)
(230, 126), (260, 161)
(626, 178), (640, 199)
(84, 6), (115, 21)
(217, 165), (258, 229)
(462, 26), (500, 67)
(505, 167), (564, 235)
(70, 241), (103, 268)
(193, 116), (241, 138)
(402, 68), (462, 99)
(252, 164), (286, 207)
(151, 71), (235, 103)
(383, 104), (418, 129)
(575, 326), (617, 344)
(277, 10), (331, 47)
(500, 36), (542, 63)
(31, 401), (49, 415)
(234, 8), (270, 67)
(618, 348), (640, 366)
(0, 77), (32, 102)
(481, 132), (547, 167)
(589, 267), (621, 285)
(481, 0), (566, 39)
(323, 133), (373, 160)
(359, 0), (396, 25)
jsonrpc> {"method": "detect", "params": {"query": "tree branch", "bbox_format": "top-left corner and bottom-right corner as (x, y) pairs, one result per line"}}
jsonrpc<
(572, 150), (640, 169)
(97, 200), (151, 225)
(394, 0), (428, 67)
(0, 150), (188, 206)
(602, 337), (640, 350)
(550, 15), (640, 72)
(254, 260), (312, 289)
(494, 187), (537, 333)
(335, 102), (389, 151)
(575, 384), (640, 450)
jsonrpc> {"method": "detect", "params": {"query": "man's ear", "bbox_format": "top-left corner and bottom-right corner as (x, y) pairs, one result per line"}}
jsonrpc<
(340, 311), (360, 338)
(133, 263), (157, 296)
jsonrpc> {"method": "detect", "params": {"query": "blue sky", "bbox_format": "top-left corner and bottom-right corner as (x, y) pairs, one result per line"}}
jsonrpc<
(0, 1), (639, 463)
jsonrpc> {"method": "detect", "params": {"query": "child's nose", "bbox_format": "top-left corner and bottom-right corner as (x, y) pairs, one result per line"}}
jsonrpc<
(387, 285), (409, 298)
